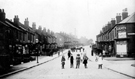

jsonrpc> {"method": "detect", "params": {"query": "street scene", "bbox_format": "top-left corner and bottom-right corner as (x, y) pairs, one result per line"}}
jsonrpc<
(0, 0), (135, 79)
(1, 46), (134, 79)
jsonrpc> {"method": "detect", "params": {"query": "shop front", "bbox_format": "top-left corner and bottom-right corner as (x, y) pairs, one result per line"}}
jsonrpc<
(115, 25), (128, 57)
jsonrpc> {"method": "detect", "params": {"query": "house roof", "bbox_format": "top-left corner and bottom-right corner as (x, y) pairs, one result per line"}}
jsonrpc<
(19, 23), (35, 34)
(5, 19), (26, 32)
(0, 20), (9, 27)
(0, 19), (23, 32)
(118, 12), (135, 24)
(97, 12), (135, 37)
(5, 21), (21, 31)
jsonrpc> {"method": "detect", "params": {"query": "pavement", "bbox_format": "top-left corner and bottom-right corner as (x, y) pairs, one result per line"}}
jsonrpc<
(0, 49), (68, 78)
(88, 55), (135, 79)
(84, 45), (135, 79)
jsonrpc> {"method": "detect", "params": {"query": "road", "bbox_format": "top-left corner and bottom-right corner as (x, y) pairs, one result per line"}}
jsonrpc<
(2, 46), (132, 79)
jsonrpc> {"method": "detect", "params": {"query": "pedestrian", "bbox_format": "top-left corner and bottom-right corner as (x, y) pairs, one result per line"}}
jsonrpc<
(58, 51), (60, 56)
(61, 55), (66, 69)
(91, 49), (93, 56)
(103, 49), (105, 57)
(97, 53), (103, 69)
(70, 54), (74, 68)
(83, 54), (89, 68)
(67, 50), (71, 59)
(83, 48), (85, 52)
(79, 48), (81, 52)
(76, 54), (81, 69)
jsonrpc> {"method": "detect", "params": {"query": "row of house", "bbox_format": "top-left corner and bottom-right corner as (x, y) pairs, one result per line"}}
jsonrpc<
(96, 8), (135, 57)
(0, 9), (57, 68)
(0, 8), (80, 69)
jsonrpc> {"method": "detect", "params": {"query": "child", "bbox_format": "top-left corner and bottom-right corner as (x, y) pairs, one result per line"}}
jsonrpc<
(97, 53), (103, 69)
(83, 54), (88, 68)
(76, 54), (81, 69)
(61, 55), (66, 69)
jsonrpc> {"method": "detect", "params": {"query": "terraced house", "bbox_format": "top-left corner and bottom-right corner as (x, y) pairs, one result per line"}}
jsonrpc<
(96, 8), (135, 57)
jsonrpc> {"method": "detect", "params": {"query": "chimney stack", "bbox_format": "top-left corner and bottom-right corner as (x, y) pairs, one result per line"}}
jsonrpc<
(38, 26), (42, 32)
(24, 18), (29, 26)
(105, 25), (107, 32)
(14, 15), (19, 26)
(116, 13), (121, 24)
(32, 22), (36, 30)
(48, 29), (50, 34)
(111, 18), (116, 27)
(43, 27), (46, 33)
(0, 9), (6, 21)
(122, 8), (128, 20)
(107, 22), (111, 30)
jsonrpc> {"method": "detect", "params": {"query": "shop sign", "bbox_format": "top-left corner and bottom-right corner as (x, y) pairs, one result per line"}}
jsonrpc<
(128, 33), (135, 35)
(116, 41), (126, 44)
(117, 25), (126, 31)
(118, 31), (126, 38)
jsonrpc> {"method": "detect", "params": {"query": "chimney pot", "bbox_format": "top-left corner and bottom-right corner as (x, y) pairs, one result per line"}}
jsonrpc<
(24, 18), (29, 26)
(111, 19), (116, 27)
(0, 9), (6, 21)
(32, 22), (36, 30)
(2, 9), (5, 13)
(116, 13), (121, 24)
(14, 15), (19, 26)
(122, 8), (128, 20)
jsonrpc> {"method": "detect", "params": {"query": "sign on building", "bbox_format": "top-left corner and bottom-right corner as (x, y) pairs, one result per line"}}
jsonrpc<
(116, 41), (127, 57)
(117, 25), (127, 38)
(118, 31), (126, 38)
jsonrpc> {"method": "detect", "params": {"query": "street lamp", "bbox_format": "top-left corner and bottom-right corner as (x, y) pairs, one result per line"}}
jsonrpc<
(35, 39), (39, 63)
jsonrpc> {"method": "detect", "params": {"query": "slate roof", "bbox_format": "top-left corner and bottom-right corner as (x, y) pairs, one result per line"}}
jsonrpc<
(118, 12), (135, 24)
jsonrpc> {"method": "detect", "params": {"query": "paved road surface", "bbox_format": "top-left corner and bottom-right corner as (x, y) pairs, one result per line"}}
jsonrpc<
(2, 46), (132, 79)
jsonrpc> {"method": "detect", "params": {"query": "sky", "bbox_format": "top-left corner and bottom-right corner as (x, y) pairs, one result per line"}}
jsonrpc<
(0, 0), (135, 41)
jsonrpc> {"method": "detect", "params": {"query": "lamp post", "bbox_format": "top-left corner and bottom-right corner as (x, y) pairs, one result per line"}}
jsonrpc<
(35, 39), (39, 63)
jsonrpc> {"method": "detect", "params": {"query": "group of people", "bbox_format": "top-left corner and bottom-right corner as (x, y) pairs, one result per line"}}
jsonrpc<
(61, 49), (89, 69)
(61, 47), (104, 69)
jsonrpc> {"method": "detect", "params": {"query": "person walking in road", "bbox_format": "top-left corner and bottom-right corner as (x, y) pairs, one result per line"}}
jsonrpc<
(76, 54), (81, 69)
(61, 55), (66, 69)
(58, 51), (60, 56)
(70, 54), (74, 68)
(83, 48), (85, 52)
(83, 54), (89, 68)
(97, 53), (103, 69)
(67, 50), (71, 59)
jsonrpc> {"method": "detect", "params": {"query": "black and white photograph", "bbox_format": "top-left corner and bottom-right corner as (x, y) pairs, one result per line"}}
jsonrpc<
(0, 0), (135, 79)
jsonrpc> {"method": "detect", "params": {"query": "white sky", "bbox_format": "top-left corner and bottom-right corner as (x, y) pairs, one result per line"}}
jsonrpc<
(0, 0), (135, 41)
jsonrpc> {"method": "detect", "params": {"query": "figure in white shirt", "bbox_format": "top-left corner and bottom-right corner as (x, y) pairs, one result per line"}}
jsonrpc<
(97, 53), (103, 69)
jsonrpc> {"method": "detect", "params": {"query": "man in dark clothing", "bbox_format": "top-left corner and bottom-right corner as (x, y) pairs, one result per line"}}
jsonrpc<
(70, 55), (74, 68)
(68, 50), (71, 59)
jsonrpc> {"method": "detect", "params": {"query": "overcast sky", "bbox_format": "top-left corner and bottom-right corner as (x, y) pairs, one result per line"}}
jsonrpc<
(0, 0), (135, 41)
